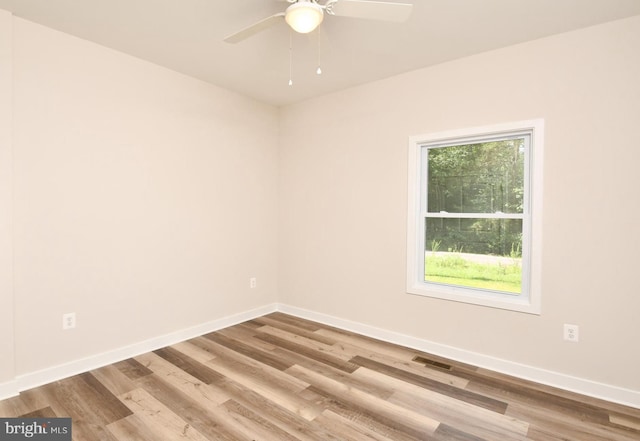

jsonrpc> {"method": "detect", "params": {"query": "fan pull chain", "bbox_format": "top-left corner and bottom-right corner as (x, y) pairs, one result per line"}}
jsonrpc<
(316, 25), (322, 75)
(288, 30), (293, 86)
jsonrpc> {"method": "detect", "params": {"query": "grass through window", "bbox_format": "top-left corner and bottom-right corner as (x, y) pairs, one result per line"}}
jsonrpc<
(425, 253), (521, 294)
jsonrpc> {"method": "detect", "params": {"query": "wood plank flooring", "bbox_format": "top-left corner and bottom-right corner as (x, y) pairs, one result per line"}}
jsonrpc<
(1, 312), (639, 440)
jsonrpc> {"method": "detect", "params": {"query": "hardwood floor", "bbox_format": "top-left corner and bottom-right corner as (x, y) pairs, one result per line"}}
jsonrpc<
(1, 312), (639, 440)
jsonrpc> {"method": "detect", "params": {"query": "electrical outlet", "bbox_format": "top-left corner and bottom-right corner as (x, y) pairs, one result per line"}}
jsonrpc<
(63, 312), (76, 330)
(563, 324), (579, 342)
(249, 277), (257, 289)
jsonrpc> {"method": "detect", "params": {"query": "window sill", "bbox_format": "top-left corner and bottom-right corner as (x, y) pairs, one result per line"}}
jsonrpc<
(407, 281), (541, 315)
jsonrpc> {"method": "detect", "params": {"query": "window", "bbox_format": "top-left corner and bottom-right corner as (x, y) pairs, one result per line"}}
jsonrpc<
(407, 120), (543, 314)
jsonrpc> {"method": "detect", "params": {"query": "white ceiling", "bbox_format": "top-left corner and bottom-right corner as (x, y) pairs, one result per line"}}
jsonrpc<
(1, 0), (639, 106)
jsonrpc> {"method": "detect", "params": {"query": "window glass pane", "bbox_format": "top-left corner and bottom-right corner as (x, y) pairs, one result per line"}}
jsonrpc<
(424, 218), (522, 294)
(427, 138), (525, 214)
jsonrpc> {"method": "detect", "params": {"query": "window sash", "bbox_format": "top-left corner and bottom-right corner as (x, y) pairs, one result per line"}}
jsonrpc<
(424, 212), (524, 219)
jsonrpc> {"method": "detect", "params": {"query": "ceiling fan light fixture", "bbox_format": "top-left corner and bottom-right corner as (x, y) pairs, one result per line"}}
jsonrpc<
(285, 1), (324, 34)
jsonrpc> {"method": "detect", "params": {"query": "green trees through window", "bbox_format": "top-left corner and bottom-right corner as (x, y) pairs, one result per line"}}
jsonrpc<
(424, 138), (526, 294)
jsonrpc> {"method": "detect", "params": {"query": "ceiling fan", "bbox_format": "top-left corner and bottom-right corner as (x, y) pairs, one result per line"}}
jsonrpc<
(224, 0), (414, 44)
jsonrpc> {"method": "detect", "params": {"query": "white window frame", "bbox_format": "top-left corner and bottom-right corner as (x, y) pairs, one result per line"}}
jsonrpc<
(407, 120), (544, 314)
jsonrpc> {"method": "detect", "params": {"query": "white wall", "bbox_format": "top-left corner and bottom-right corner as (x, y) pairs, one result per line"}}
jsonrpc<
(279, 15), (640, 394)
(0, 9), (15, 392)
(7, 16), (279, 379)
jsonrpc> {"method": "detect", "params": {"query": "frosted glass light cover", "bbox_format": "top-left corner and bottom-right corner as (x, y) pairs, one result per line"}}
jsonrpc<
(285, 2), (324, 34)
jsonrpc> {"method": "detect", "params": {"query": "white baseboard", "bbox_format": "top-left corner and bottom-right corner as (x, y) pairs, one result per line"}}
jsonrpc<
(4, 301), (639, 410)
(277, 303), (640, 410)
(0, 380), (18, 401)
(8, 303), (278, 399)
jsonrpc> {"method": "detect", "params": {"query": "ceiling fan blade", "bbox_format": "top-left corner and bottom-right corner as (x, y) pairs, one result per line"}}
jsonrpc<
(328, 0), (413, 22)
(224, 12), (286, 44)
